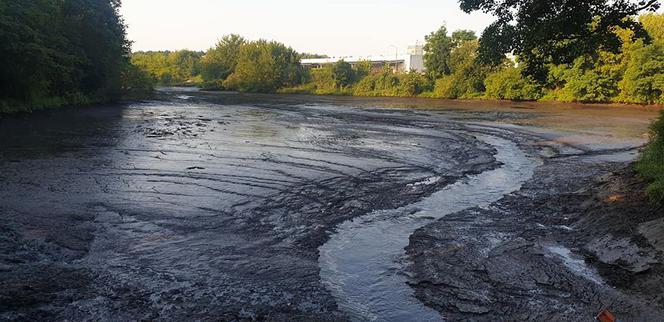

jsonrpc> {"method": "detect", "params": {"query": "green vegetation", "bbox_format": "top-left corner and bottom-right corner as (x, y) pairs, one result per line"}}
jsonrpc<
(222, 40), (304, 92)
(131, 50), (203, 86)
(484, 67), (543, 101)
(353, 68), (432, 97)
(277, 14), (664, 105)
(423, 26), (455, 78)
(200, 34), (245, 89)
(637, 111), (664, 202)
(0, 0), (151, 113)
(459, 0), (660, 80)
(115, 8), (664, 107)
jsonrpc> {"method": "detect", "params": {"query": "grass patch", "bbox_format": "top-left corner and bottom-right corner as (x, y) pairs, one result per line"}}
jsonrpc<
(636, 110), (664, 202)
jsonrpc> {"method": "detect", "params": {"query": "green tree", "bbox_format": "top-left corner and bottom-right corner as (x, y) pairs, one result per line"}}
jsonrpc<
(434, 40), (493, 99)
(223, 40), (304, 92)
(546, 51), (624, 103)
(459, 0), (660, 80)
(353, 67), (431, 97)
(641, 13), (664, 42)
(424, 25), (454, 78)
(637, 110), (664, 202)
(200, 34), (246, 88)
(309, 66), (338, 94)
(169, 50), (203, 84)
(397, 72), (432, 97)
(484, 66), (543, 101)
(121, 63), (155, 98)
(300, 53), (329, 59)
(131, 50), (202, 85)
(619, 42), (664, 104)
(331, 61), (355, 89)
(451, 30), (477, 47)
(353, 60), (372, 80)
(0, 0), (134, 112)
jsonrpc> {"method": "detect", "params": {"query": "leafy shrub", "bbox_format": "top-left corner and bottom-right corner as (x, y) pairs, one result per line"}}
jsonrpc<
(0, 0), (130, 112)
(618, 42), (664, 104)
(397, 72), (433, 96)
(352, 68), (431, 97)
(432, 40), (490, 99)
(223, 40), (304, 93)
(121, 63), (155, 99)
(637, 111), (664, 202)
(200, 34), (245, 87)
(484, 67), (543, 101)
(544, 54), (623, 103)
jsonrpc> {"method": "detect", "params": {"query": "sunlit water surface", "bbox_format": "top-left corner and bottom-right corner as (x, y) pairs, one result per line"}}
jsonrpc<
(319, 134), (539, 321)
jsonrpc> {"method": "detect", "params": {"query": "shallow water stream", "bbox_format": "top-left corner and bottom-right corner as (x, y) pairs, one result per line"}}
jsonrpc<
(318, 134), (539, 321)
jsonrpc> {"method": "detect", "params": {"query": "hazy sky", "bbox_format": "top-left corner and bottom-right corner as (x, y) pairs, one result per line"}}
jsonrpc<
(120, 0), (495, 56)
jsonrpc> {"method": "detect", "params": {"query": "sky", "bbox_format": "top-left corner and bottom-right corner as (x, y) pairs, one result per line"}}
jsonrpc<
(120, 0), (496, 57)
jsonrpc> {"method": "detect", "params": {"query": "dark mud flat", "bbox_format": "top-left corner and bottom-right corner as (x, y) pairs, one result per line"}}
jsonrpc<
(407, 137), (664, 321)
(1, 90), (661, 321)
(0, 92), (498, 321)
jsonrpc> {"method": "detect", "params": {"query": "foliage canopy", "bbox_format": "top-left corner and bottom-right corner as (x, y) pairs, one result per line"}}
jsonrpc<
(459, 0), (661, 80)
(0, 0), (135, 112)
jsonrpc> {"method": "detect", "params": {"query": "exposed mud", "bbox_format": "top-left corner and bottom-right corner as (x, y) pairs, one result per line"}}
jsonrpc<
(1, 91), (497, 321)
(0, 90), (661, 321)
(406, 141), (664, 321)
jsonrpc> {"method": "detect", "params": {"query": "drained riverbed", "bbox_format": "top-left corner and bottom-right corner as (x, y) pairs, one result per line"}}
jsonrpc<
(0, 90), (661, 321)
(319, 134), (537, 321)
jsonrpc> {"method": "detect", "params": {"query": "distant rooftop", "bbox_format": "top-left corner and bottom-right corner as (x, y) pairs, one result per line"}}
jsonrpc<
(301, 45), (425, 73)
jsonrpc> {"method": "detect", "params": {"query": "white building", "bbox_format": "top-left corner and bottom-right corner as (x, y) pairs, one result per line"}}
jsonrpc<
(301, 45), (425, 73)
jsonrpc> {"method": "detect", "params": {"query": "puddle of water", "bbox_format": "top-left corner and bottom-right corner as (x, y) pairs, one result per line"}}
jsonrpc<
(318, 134), (539, 322)
(407, 176), (441, 187)
(544, 245), (604, 285)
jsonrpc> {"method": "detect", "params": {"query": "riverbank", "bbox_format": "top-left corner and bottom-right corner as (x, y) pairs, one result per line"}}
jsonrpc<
(203, 87), (663, 112)
(0, 91), (155, 116)
(406, 130), (664, 320)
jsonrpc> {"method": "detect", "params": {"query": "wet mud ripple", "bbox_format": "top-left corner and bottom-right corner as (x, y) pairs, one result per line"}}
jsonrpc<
(0, 96), (498, 321)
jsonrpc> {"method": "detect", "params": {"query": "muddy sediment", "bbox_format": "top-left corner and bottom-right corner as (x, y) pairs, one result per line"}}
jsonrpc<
(406, 142), (664, 321)
(0, 92), (496, 321)
(1, 90), (662, 321)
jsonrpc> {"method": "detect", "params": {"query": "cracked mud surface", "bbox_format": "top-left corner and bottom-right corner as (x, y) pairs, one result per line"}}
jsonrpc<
(1, 90), (662, 321)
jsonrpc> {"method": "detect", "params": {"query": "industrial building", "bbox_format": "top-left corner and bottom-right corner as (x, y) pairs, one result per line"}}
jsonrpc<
(301, 45), (425, 73)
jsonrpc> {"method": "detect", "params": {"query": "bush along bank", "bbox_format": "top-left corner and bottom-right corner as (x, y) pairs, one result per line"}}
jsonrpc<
(0, 1), (154, 114)
(637, 110), (664, 202)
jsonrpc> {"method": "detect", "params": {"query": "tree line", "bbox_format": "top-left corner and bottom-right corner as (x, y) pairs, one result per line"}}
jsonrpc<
(131, 15), (664, 105)
(285, 14), (664, 105)
(0, 0), (153, 114)
(3, 0), (661, 110)
(132, 34), (305, 93)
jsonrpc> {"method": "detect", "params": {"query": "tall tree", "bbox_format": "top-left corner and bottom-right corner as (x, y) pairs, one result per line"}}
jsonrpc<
(200, 34), (245, 85)
(222, 40), (304, 92)
(424, 25), (454, 78)
(459, 0), (661, 80)
(0, 0), (131, 111)
(451, 30), (477, 47)
(331, 61), (355, 89)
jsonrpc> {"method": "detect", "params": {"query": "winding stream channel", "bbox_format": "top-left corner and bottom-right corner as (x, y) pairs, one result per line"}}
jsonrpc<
(319, 134), (539, 321)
